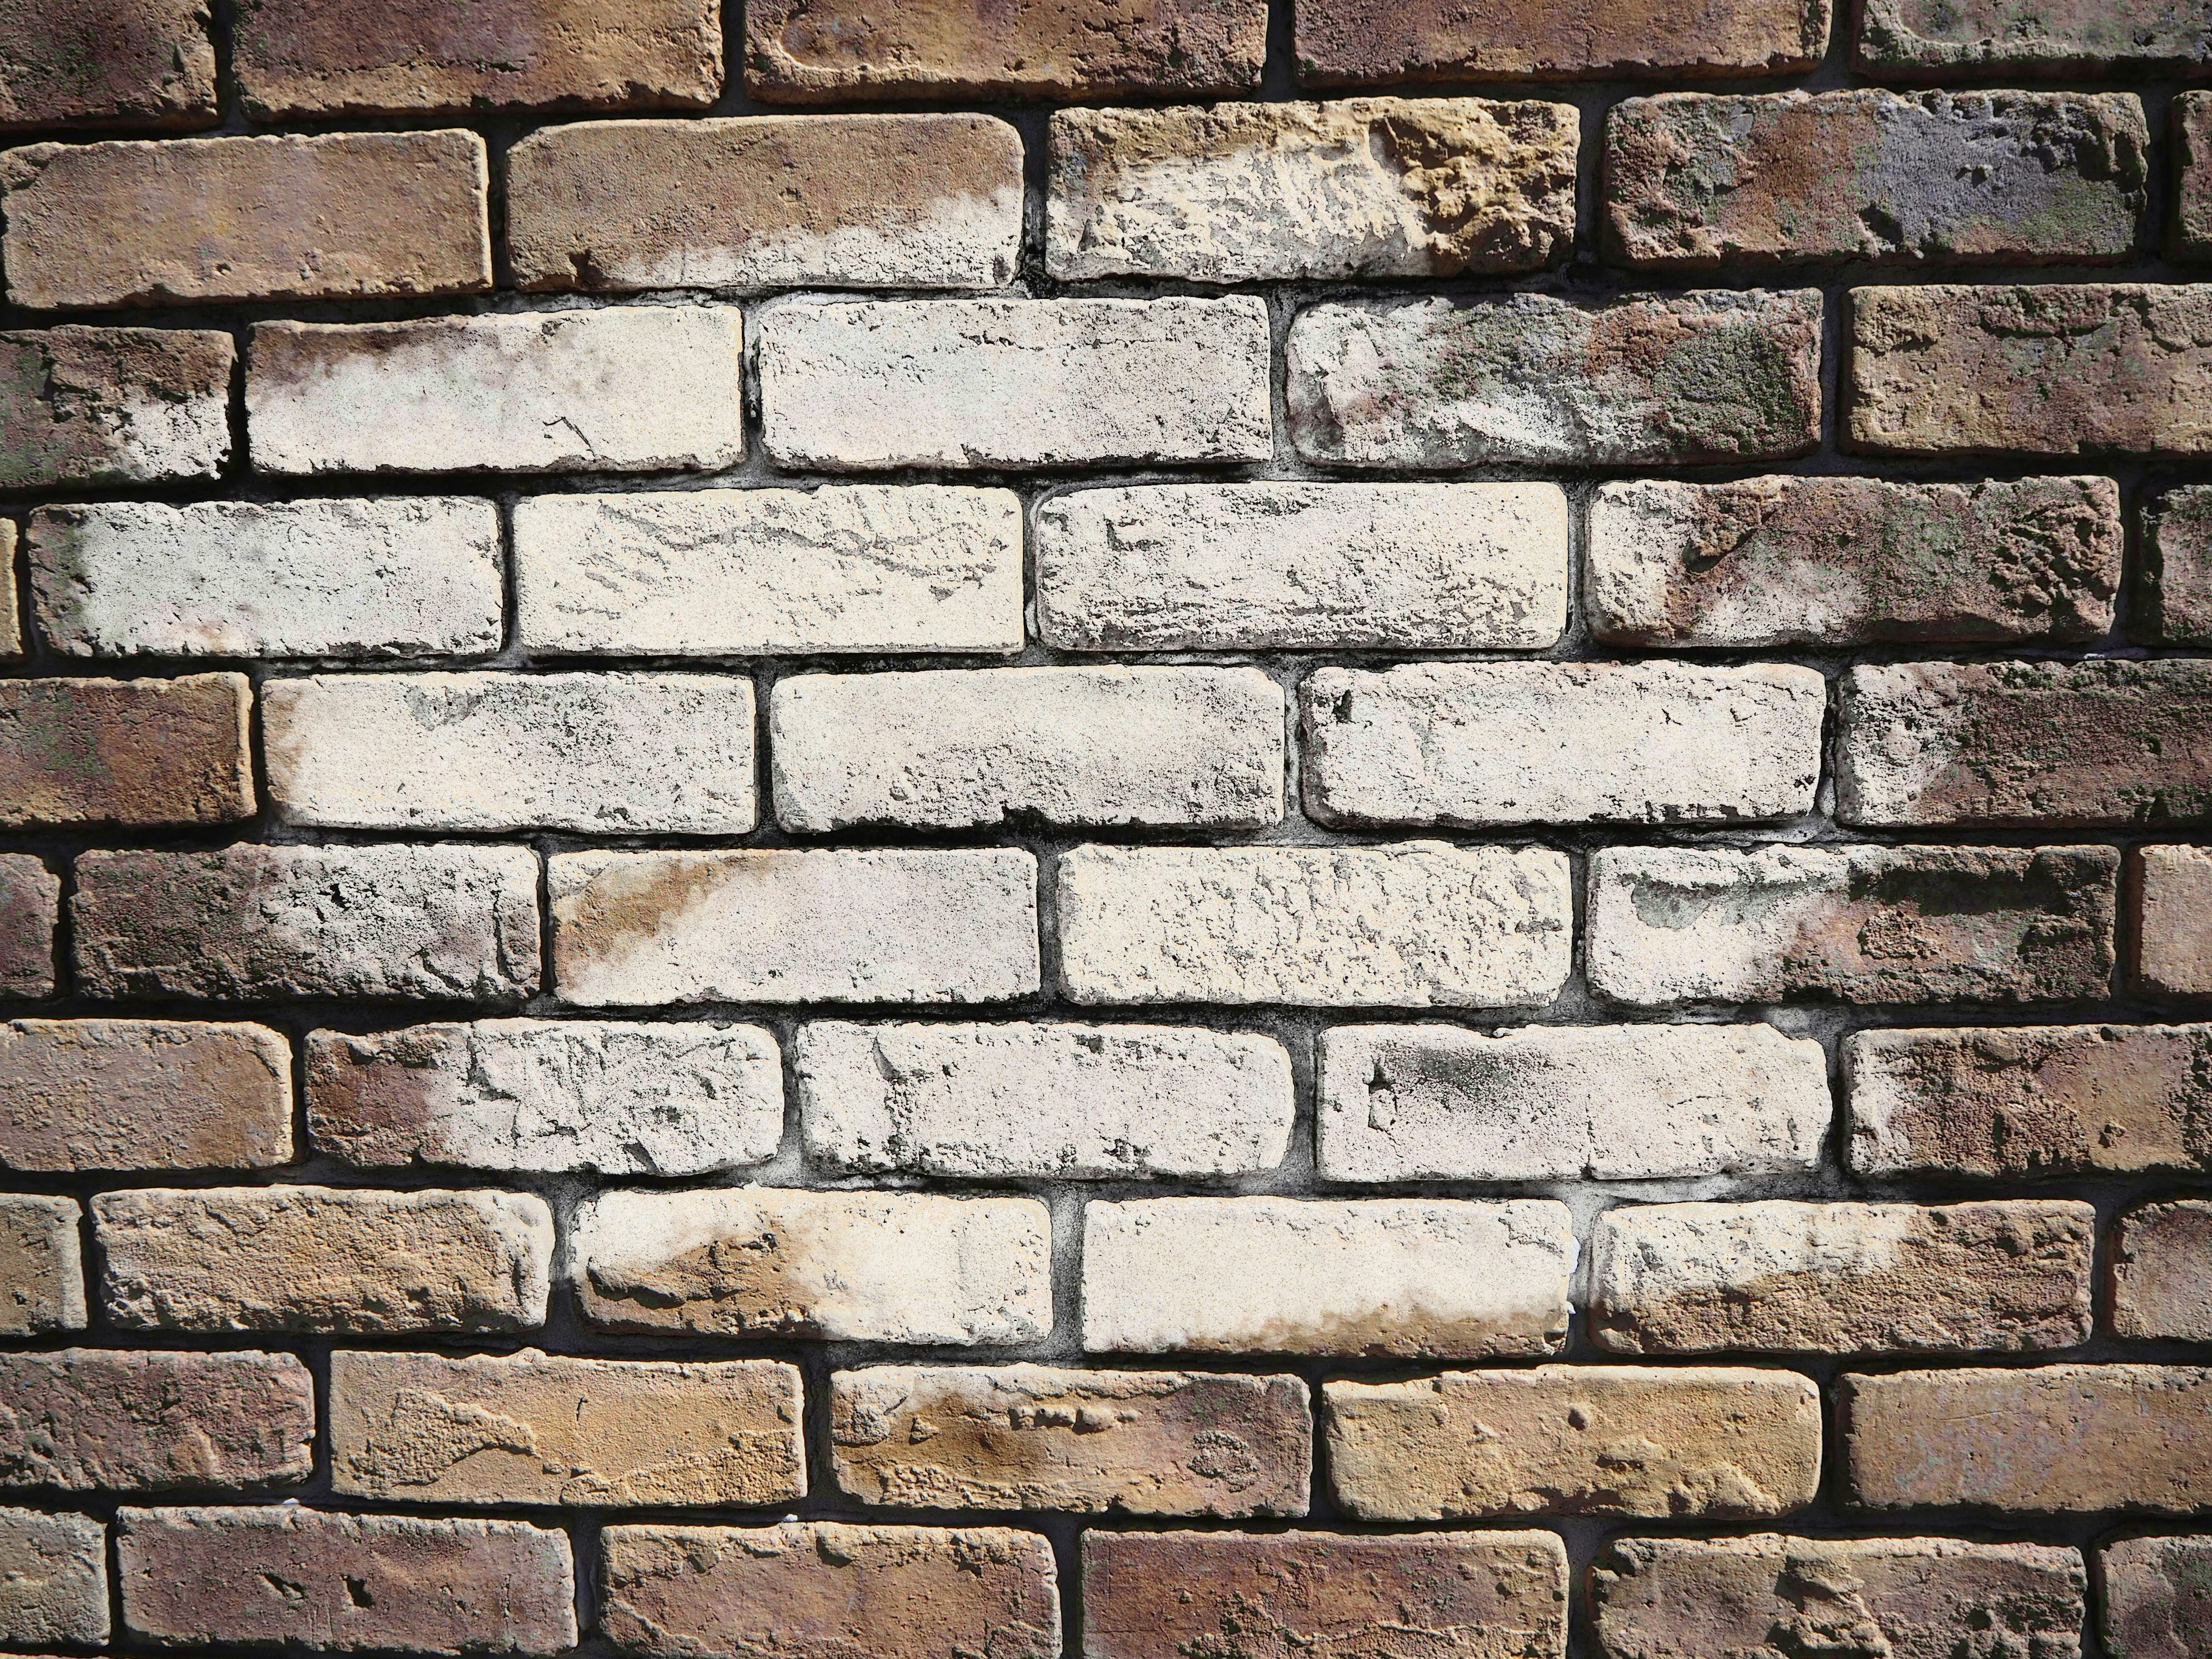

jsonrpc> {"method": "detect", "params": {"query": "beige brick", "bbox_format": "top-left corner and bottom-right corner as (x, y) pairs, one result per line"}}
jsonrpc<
(0, 1509), (105, 1649)
(0, 675), (252, 828)
(0, 856), (57, 1000)
(0, 1194), (82, 1335)
(2146, 484), (2212, 643)
(1857, 0), (2212, 73)
(0, 327), (230, 488)
(1297, 0), (1828, 84)
(2135, 845), (2212, 995)
(2105, 1536), (2212, 1659)
(2113, 1200), (2212, 1341)
(2179, 94), (2212, 260)
(0, 0), (215, 131)
(0, 1349), (313, 1492)
(0, 522), (17, 660)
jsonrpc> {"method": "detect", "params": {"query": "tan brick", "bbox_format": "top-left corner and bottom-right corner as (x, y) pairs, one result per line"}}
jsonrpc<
(0, 1509), (105, 1649)
(0, 1195), (82, 1335)
(2105, 1536), (2212, 1659)
(0, 675), (251, 828)
(2, 132), (489, 310)
(830, 1365), (1309, 1517)
(2179, 94), (2212, 260)
(2135, 845), (2212, 995)
(1297, 0), (1828, 82)
(1326, 1367), (1821, 1520)
(0, 0), (215, 130)
(0, 1350), (313, 1493)
(331, 1350), (804, 1507)
(0, 856), (57, 1001)
(0, 522), (16, 660)
(1857, 0), (2212, 73)
(2113, 1201), (2212, 1341)
(0, 327), (231, 488)
(2146, 485), (2212, 643)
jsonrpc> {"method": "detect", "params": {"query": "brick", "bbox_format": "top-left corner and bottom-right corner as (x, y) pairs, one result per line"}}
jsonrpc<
(247, 307), (744, 478)
(797, 1020), (1293, 1179)
(1847, 1024), (2212, 1179)
(1857, 0), (2212, 73)
(771, 668), (1284, 832)
(745, 0), (1265, 102)
(308, 1020), (781, 1176)
(29, 499), (502, 661)
(1082, 1197), (1572, 1359)
(1086, 1531), (1567, 1659)
(1059, 843), (1571, 1009)
(1587, 844), (2118, 1007)
(0, 857), (58, 999)
(1304, 662), (1823, 828)
(571, 1187), (1050, 1344)
(2179, 94), (2212, 259)
(2105, 1537), (2212, 1659)
(0, 522), (16, 660)
(0, 1349), (313, 1492)
(0, 326), (230, 488)
(830, 1365), (1309, 1516)
(0, 0), (215, 130)
(1046, 98), (1577, 282)
(1319, 1022), (1828, 1183)
(234, 0), (721, 117)
(1608, 90), (2146, 268)
(1850, 284), (2212, 456)
(1590, 1536), (2086, 1659)
(93, 1185), (553, 1334)
(1288, 290), (1821, 467)
(549, 848), (1037, 1008)
(1587, 475), (2123, 647)
(1325, 1367), (1821, 1520)
(0, 1509), (104, 1649)
(1035, 482), (1570, 652)
(514, 486), (1022, 657)
(1846, 1364), (2212, 1512)
(1296, 0), (1828, 84)
(0, 1195), (82, 1335)
(1, 132), (489, 310)
(118, 1507), (575, 1655)
(330, 1350), (805, 1508)
(0, 674), (251, 828)
(511, 115), (1021, 293)
(2113, 1201), (2212, 1340)
(2146, 485), (2212, 642)
(74, 844), (540, 1003)
(2136, 845), (2212, 995)
(759, 297), (1271, 471)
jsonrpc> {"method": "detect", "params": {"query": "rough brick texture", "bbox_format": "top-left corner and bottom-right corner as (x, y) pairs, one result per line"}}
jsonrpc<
(1856, 0), (2212, 74)
(0, 857), (58, 999)
(0, 1508), (107, 1648)
(0, 1349), (313, 1491)
(2146, 484), (2212, 642)
(2179, 93), (2212, 259)
(2112, 1200), (2212, 1340)
(0, 1018), (290, 1171)
(1297, 0), (1829, 83)
(0, 675), (252, 827)
(0, 1195), (83, 1335)
(2134, 844), (2212, 995)
(2105, 1536), (2212, 1659)
(0, 327), (231, 487)
(0, 0), (215, 131)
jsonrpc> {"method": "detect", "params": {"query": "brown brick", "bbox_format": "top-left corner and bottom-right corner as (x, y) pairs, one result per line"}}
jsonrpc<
(0, 326), (232, 488)
(0, 1349), (313, 1492)
(0, 1020), (290, 1172)
(234, 0), (721, 118)
(2146, 486), (2212, 643)
(830, 1365), (1310, 1517)
(2, 132), (490, 311)
(330, 1350), (805, 1508)
(0, 675), (251, 829)
(1297, 0), (1828, 84)
(0, 1508), (105, 1649)
(1085, 1531), (1568, 1659)
(745, 0), (1265, 103)
(602, 1522), (1058, 1659)
(2177, 94), (2212, 260)
(118, 1506), (576, 1655)
(1325, 1368), (1821, 1521)
(1846, 1365), (2212, 1512)
(0, 856), (56, 1000)
(0, 1194), (82, 1335)
(0, 0), (215, 131)
(2104, 1537), (2212, 1659)
(2135, 846), (2212, 997)
(1857, 0), (2212, 74)
(2113, 1201), (2212, 1341)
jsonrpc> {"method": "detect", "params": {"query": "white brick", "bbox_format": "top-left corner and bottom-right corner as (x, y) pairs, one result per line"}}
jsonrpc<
(1318, 1022), (1829, 1182)
(1082, 1196), (1573, 1358)
(247, 306), (744, 477)
(266, 672), (756, 834)
(1035, 482), (1569, 651)
(797, 1021), (1293, 1179)
(513, 486), (1022, 657)
(1058, 843), (1570, 1009)
(770, 667), (1284, 832)
(757, 297), (1272, 471)
(1304, 662), (1825, 827)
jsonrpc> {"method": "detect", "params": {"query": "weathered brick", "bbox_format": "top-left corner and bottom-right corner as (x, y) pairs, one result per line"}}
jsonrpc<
(0, 326), (230, 488)
(1086, 1531), (1568, 1659)
(0, 1349), (313, 1492)
(772, 668), (1283, 832)
(1587, 475), (2123, 647)
(1304, 662), (1823, 828)
(2105, 1537), (2212, 1659)
(2179, 94), (2212, 260)
(797, 1021), (1293, 1179)
(0, 522), (16, 660)
(247, 308), (744, 477)
(550, 848), (1037, 1008)
(1036, 482), (1570, 652)
(1060, 843), (1570, 1009)
(514, 486), (1022, 657)
(571, 1187), (1050, 1344)
(1846, 1364), (2212, 1512)
(0, 0), (215, 130)
(0, 1195), (82, 1335)
(93, 1185), (553, 1334)
(1319, 1022), (1828, 1183)
(74, 844), (540, 1003)
(1608, 90), (2146, 268)
(0, 675), (251, 828)
(1047, 99), (1576, 281)
(759, 297), (1271, 471)
(308, 1020), (781, 1176)
(1851, 284), (2212, 456)
(29, 499), (502, 661)
(1, 132), (489, 310)
(2135, 845), (2212, 995)
(234, 0), (721, 117)
(2113, 1200), (2212, 1341)
(1326, 1368), (1822, 1520)
(330, 1350), (805, 1508)
(512, 115), (1021, 293)
(0, 1509), (105, 1649)
(745, 0), (1265, 102)
(1587, 844), (2119, 1007)
(1857, 0), (2212, 73)
(830, 1365), (1309, 1516)
(118, 1507), (575, 1655)
(2146, 485), (2212, 643)
(1297, 0), (1828, 84)
(1084, 1197), (1572, 1358)
(0, 857), (57, 1000)
(1288, 290), (1821, 467)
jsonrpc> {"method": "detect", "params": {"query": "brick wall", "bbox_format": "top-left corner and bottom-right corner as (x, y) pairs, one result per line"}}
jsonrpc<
(0, 2), (2208, 1657)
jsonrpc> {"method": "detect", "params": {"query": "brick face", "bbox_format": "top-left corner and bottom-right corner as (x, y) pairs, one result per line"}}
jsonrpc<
(0, 1349), (314, 1491)
(0, 1194), (84, 1335)
(1856, 0), (2212, 73)
(2179, 93), (2212, 259)
(0, 1019), (291, 1171)
(0, 857), (59, 1001)
(0, 0), (216, 131)
(1297, 0), (1829, 84)
(0, 675), (253, 828)
(0, 326), (231, 487)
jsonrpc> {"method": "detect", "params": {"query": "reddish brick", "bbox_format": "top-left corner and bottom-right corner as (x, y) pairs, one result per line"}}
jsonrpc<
(2135, 846), (2212, 997)
(0, 1194), (82, 1335)
(1297, 0), (1828, 83)
(0, 1349), (313, 1492)
(0, 0), (216, 131)
(0, 675), (252, 829)
(2105, 1536), (2212, 1659)
(2147, 485), (2212, 643)
(0, 522), (16, 661)
(2113, 1201), (2212, 1341)
(0, 857), (56, 1000)
(0, 1020), (291, 1172)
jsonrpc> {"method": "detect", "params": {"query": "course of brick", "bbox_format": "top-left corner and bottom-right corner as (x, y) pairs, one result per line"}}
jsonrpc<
(1, 4), (2209, 1658)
